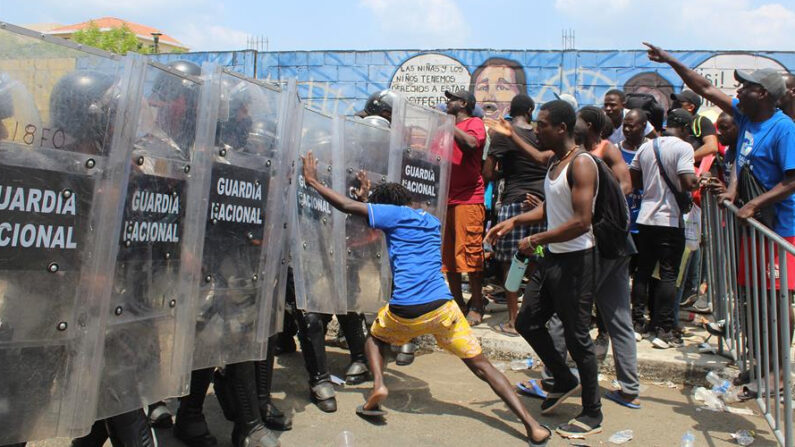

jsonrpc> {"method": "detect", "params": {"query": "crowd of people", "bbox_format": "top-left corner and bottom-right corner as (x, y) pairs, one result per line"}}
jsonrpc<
(4, 40), (795, 447)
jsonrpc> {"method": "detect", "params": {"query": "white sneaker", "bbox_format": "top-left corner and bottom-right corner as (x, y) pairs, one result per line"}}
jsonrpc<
(651, 336), (670, 349)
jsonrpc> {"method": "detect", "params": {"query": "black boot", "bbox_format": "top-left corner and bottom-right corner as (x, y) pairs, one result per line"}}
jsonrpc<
(255, 340), (292, 431)
(147, 401), (173, 429)
(395, 342), (417, 366)
(294, 311), (337, 412)
(173, 368), (217, 447)
(71, 420), (108, 447)
(105, 409), (156, 447)
(338, 312), (371, 384)
(226, 363), (280, 447)
(309, 380), (337, 413)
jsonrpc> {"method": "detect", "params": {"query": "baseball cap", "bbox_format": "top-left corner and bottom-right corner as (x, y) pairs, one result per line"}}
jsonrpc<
(553, 92), (578, 110)
(670, 90), (702, 108)
(734, 68), (786, 99)
(444, 89), (476, 108)
(666, 108), (693, 128)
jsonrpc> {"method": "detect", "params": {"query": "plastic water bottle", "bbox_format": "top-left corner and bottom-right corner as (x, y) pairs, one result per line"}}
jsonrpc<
(509, 358), (534, 371)
(680, 430), (695, 447)
(504, 252), (529, 292)
(706, 371), (731, 394)
(607, 429), (633, 444)
(336, 430), (355, 447)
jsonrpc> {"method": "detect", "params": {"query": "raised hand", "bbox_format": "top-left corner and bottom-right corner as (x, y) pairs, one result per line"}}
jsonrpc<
(643, 42), (673, 64)
(301, 150), (318, 185)
(353, 170), (371, 202)
(483, 116), (514, 137)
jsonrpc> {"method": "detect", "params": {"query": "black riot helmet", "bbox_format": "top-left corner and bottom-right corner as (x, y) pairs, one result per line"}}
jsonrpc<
(151, 60), (201, 101)
(363, 89), (398, 121)
(152, 60), (201, 150)
(217, 80), (254, 150)
(50, 70), (115, 146)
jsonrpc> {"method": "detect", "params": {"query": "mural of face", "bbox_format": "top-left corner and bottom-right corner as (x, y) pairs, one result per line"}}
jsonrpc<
(473, 65), (521, 120)
(470, 58), (527, 121)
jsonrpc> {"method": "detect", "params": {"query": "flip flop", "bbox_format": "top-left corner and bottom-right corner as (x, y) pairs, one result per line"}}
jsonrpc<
(604, 389), (641, 409)
(517, 380), (548, 399)
(494, 322), (520, 337)
(540, 383), (581, 415)
(356, 404), (387, 417)
(556, 418), (603, 438)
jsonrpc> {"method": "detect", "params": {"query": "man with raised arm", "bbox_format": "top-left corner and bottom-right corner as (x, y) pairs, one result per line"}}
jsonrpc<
(487, 100), (603, 438)
(300, 151), (553, 446)
(645, 42), (795, 385)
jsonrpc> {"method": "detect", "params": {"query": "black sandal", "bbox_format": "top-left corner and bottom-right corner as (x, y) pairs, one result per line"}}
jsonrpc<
(556, 418), (603, 438)
(540, 383), (581, 414)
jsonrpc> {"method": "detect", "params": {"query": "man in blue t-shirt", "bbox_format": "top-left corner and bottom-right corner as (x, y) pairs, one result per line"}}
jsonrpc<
(300, 151), (552, 446)
(645, 42), (795, 387)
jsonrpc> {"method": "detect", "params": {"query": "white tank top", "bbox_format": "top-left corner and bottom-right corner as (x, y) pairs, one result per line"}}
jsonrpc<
(545, 154), (598, 254)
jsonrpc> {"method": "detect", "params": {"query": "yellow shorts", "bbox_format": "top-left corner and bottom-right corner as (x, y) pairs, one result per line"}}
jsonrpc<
(370, 300), (482, 359)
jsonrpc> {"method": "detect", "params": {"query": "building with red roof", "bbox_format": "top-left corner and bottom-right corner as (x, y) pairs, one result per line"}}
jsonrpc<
(45, 17), (188, 53)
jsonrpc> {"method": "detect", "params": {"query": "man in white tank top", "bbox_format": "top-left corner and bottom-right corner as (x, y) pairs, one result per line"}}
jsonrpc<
(486, 100), (603, 439)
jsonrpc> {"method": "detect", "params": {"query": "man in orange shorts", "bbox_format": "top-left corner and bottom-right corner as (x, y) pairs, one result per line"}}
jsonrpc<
(300, 152), (552, 446)
(442, 90), (488, 325)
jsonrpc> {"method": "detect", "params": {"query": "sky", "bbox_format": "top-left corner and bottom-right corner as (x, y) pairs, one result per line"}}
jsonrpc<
(2, 0), (795, 52)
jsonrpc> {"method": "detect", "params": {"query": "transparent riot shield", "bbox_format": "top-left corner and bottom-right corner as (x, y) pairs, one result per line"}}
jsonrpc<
(260, 80), (298, 339)
(95, 60), (213, 419)
(287, 106), (346, 315)
(0, 23), (139, 442)
(190, 70), (288, 369)
(387, 96), (454, 225)
(339, 117), (391, 313)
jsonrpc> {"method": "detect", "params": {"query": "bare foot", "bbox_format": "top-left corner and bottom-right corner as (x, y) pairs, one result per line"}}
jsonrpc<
(530, 425), (552, 444)
(465, 309), (484, 326)
(617, 390), (640, 407)
(363, 385), (388, 410)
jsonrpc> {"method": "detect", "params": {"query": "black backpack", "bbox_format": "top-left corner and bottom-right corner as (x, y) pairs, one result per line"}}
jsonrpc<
(625, 92), (664, 132)
(566, 151), (632, 259)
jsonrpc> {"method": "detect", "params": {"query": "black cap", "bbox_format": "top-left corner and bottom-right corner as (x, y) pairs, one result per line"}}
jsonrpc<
(445, 89), (476, 109)
(734, 68), (786, 99)
(670, 90), (702, 109)
(666, 108), (694, 129)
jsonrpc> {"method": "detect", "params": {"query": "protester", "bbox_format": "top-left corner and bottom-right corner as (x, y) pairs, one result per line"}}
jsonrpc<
(645, 42), (795, 385)
(780, 73), (795, 121)
(669, 90), (717, 314)
(629, 107), (699, 349)
(603, 89), (656, 144)
(482, 94), (548, 336)
(300, 152), (554, 446)
(442, 89), (488, 326)
(488, 100), (603, 438)
(574, 107), (639, 404)
(671, 89), (719, 162)
(715, 112), (739, 180)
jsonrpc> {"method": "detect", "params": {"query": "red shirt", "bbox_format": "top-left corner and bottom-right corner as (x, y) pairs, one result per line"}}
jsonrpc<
(448, 117), (486, 205)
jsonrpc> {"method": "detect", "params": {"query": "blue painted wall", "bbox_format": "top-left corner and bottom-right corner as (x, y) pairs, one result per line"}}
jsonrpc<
(152, 49), (795, 117)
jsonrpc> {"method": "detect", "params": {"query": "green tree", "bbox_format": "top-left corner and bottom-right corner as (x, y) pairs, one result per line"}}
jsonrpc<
(72, 21), (151, 55)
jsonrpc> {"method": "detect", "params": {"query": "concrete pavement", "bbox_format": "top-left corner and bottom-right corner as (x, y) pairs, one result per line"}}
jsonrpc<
(32, 345), (776, 447)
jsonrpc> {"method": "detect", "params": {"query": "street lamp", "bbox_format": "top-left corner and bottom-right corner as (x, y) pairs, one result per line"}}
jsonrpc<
(151, 32), (162, 54)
